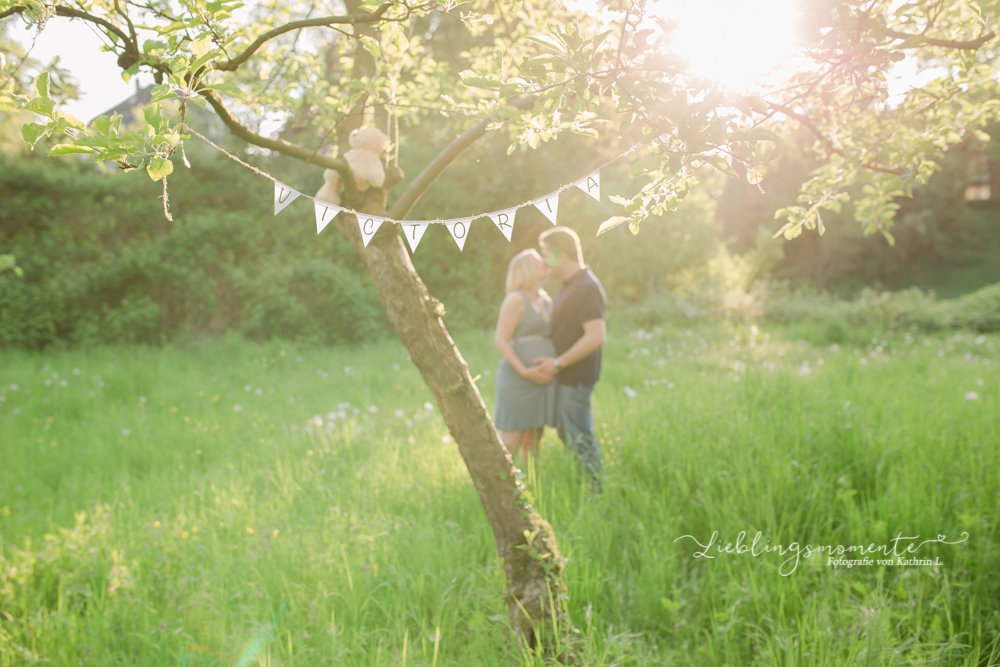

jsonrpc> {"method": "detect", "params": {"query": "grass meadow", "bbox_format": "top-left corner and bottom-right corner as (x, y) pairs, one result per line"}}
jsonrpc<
(1, 321), (998, 666)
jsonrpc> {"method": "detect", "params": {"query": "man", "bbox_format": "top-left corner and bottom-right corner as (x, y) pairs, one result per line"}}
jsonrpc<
(534, 226), (607, 491)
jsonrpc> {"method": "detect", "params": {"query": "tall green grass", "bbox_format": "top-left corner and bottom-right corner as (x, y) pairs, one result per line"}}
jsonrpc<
(1, 324), (998, 666)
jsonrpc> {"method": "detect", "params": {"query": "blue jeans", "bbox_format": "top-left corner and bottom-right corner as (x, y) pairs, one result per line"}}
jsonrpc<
(556, 382), (602, 488)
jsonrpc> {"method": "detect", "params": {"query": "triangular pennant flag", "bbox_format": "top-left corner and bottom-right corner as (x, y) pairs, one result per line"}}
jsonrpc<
(314, 200), (342, 234)
(357, 214), (385, 247)
(488, 208), (517, 241)
(274, 181), (301, 215)
(533, 192), (560, 225)
(445, 218), (473, 251)
(401, 222), (430, 252)
(573, 169), (601, 202)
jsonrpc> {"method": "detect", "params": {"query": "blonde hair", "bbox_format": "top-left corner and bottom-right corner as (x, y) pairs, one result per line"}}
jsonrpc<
(538, 226), (584, 265)
(505, 249), (544, 294)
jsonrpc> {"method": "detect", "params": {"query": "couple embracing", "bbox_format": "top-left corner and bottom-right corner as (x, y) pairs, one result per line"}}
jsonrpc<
(493, 226), (606, 490)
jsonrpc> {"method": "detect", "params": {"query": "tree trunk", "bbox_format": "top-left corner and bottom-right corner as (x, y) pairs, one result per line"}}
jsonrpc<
(333, 184), (567, 648)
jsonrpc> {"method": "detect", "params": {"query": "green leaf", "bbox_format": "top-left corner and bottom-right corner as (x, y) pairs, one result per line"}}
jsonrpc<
(23, 97), (56, 117)
(526, 34), (567, 55)
(596, 216), (627, 236)
(48, 144), (95, 155)
(21, 122), (46, 148)
(34, 71), (50, 99)
(190, 34), (213, 58)
(700, 154), (738, 178)
(147, 157), (174, 181)
(201, 82), (245, 99)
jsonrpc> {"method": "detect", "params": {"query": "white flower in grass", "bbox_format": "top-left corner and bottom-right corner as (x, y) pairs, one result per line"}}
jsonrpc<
(442, 434), (452, 444)
(311, 415), (323, 426)
(977, 378), (984, 386)
(405, 419), (414, 428)
(122, 428), (131, 436)
(424, 401), (434, 412)
(975, 335), (986, 345)
(623, 386), (637, 398)
(368, 405), (378, 414)
(59, 380), (68, 387)
(394, 409), (405, 418)
(392, 364), (400, 370)
(9, 384), (18, 391)
(233, 404), (243, 412)
(343, 366), (354, 376)
(44, 379), (52, 386)
(73, 368), (81, 375)
(255, 388), (263, 396)
(52, 372), (59, 378)
(244, 384), (252, 391)
(327, 412), (338, 421)
(965, 391), (979, 401)
(139, 396), (147, 404)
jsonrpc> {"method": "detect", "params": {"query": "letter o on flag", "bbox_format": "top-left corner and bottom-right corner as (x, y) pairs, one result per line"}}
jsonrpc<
(453, 221), (466, 238)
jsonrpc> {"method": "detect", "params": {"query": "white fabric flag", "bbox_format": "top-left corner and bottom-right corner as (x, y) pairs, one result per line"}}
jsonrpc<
(573, 169), (601, 202)
(357, 213), (385, 247)
(533, 192), (560, 225)
(401, 222), (429, 252)
(488, 208), (517, 241)
(314, 200), (342, 234)
(274, 181), (301, 216)
(445, 218), (473, 251)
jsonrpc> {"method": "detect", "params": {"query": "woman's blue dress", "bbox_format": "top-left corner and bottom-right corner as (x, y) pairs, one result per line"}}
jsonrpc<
(494, 291), (558, 431)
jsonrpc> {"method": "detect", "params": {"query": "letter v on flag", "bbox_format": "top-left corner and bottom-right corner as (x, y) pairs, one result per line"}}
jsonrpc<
(314, 200), (342, 234)
(357, 214), (385, 247)
(573, 169), (600, 202)
(445, 218), (472, 251)
(401, 222), (429, 252)
(488, 208), (517, 241)
(275, 181), (301, 215)
(533, 193), (559, 225)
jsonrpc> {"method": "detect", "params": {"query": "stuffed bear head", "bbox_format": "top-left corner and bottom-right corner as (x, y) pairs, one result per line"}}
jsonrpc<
(348, 126), (390, 154)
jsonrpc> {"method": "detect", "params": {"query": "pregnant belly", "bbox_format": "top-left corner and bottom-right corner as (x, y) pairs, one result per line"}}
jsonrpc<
(512, 338), (556, 366)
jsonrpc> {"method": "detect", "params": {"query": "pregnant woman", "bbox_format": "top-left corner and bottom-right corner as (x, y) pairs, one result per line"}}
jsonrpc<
(493, 249), (557, 464)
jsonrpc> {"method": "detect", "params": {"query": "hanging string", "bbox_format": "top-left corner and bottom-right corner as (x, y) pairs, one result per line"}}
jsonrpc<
(180, 121), (658, 225)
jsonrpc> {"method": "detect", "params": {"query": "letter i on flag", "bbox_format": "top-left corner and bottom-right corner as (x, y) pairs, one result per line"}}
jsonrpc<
(488, 208), (517, 241)
(445, 218), (472, 251)
(357, 214), (385, 247)
(573, 169), (601, 202)
(314, 200), (342, 234)
(533, 192), (559, 225)
(275, 181), (301, 215)
(401, 222), (429, 252)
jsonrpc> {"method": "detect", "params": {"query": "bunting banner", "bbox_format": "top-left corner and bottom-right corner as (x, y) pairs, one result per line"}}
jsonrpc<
(314, 200), (342, 234)
(574, 169), (601, 202)
(275, 181), (301, 215)
(533, 193), (559, 225)
(401, 222), (429, 252)
(358, 214), (385, 247)
(445, 218), (472, 251)
(489, 208), (517, 242)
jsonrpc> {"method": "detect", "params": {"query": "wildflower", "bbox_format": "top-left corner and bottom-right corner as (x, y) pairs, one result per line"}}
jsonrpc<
(139, 396), (147, 404)
(311, 415), (323, 426)
(45, 379), (52, 386)
(442, 434), (453, 444)
(9, 384), (17, 391)
(244, 384), (252, 392)
(734, 375), (741, 382)
(393, 363), (400, 370)
(965, 391), (979, 401)
(181, 531), (189, 539)
(975, 335), (986, 345)
(307, 450), (314, 456)
(394, 409), (405, 418)
(122, 428), (131, 436)
(368, 405), (378, 414)
(196, 449), (202, 455)
(327, 411), (338, 421)
(424, 401), (434, 411)
(405, 419), (414, 428)
(255, 388), (263, 396)
(246, 527), (255, 534)
(233, 404), (243, 412)
(273, 529), (279, 537)
(73, 368), (81, 375)
(153, 520), (161, 528)
(977, 379), (984, 386)
(59, 380), (68, 387)
(623, 386), (637, 398)
(343, 366), (354, 375)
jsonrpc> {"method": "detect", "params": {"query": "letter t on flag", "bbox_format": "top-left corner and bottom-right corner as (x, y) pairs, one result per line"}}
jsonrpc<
(402, 222), (429, 252)
(274, 181), (301, 215)
(533, 193), (559, 225)
(314, 200), (342, 234)
(573, 169), (600, 202)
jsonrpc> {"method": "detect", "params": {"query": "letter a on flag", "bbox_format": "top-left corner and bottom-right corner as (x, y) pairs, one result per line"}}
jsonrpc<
(445, 218), (472, 251)
(488, 208), (517, 241)
(314, 200), (342, 234)
(275, 181), (301, 215)
(402, 222), (429, 252)
(533, 193), (559, 225)
(573, 169), (600, 202)
(357, 214), (385, 247)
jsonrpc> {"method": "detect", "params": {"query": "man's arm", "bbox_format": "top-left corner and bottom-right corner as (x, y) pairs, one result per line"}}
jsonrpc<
(534, 318), (605, 376)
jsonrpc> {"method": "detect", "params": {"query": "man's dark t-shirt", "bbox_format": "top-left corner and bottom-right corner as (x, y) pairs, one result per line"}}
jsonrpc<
(551, 266), (606, 386)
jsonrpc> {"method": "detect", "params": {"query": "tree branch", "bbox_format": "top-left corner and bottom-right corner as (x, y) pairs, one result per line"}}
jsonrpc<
(200, 89), (350, 174)
(1, 5), (133, 46)
(883, 27), (995, 49)
(215, 2), (392, 71)
(386, 97), (537, 221)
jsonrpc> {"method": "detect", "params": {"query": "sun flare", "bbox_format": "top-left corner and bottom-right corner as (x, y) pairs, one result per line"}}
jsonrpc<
(658, 0), (800, 89)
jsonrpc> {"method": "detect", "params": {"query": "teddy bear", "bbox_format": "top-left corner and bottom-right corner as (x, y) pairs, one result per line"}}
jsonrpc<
(315, 168), (343, 206)
(343, 126), (390, 192)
